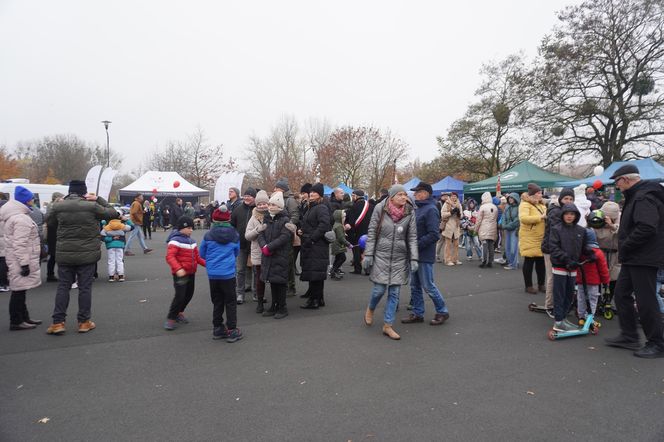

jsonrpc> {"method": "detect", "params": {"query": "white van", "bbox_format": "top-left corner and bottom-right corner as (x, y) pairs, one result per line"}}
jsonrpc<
(0, 182), (69, 212)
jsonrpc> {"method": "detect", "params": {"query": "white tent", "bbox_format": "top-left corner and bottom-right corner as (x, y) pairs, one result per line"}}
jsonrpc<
(119, 171), (209, 198)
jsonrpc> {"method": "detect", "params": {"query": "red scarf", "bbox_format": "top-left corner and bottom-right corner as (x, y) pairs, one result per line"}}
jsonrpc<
(387, 200), (406, 223)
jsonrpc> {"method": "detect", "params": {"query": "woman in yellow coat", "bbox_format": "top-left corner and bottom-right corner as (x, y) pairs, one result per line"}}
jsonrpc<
(518, 183), (547, 294)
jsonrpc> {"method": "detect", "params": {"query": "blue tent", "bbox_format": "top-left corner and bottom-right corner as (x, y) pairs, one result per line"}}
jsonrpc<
(336, 183), (353, 194)
(323, 184), (334, 196)
(555, 158), (664, 187)
(432, 176), (466, 198)
(401, 177), (421, 191)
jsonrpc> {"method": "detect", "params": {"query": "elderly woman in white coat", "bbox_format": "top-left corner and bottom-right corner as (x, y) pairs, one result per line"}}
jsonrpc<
(245, 190), (270, 313)
(362, 184), (418, 340)
(0, 186), (42, 330)
(474, 192), (498, 268)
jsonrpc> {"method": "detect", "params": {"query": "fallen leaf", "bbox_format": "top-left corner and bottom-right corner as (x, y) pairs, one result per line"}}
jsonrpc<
(300, 380), (307, 385)
(139, 299), (147, 303)
(526, 391), (535, 396)
(37, 417), (50, 424)
(17, 385), (23, 390)
(235, 397), (240, 401)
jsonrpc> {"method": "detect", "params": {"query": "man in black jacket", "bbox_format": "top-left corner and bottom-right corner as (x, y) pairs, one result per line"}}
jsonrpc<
(604, 164), (664, 358)
(345, 189), (373, 274)
(230, 187), (256, 304)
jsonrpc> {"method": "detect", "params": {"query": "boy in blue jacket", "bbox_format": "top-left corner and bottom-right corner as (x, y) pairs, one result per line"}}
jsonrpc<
(199, 204), (242, 342)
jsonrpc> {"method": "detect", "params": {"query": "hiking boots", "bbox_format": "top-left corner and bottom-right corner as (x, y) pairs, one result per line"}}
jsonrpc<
(212, 326), (229, 340)
(78, 320), (96, 333)
(46, 322), (66, 335)
(226, 328), (243, 343)
(401, 314), (424, 324)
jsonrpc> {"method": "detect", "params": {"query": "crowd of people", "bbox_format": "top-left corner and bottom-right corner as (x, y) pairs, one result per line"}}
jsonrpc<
(0, 164), (662, 356)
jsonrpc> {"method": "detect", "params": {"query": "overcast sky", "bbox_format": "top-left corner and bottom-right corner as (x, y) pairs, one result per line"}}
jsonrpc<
(0, 0), (581, 173)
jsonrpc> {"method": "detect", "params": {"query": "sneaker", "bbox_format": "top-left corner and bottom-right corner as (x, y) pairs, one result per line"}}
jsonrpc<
(262, 306), (276, 317)
(446, 262), (455, 266)
(455, 261), (463, 265)
(118, 275), (125, 282)
(143, 248), (153, 254)
(71, 282), (78, 289)
(9, 322), (37, 331)
(125, 251), (136, 256)
(213, 326), (229, 340)
(108, 276), (115, 282)
(563, 319), (578, 330)
(466, 256), (473, 261)
(553, 321), (577, 332)
(503, 266), (515, 270)
(46, 322), (66, 335)
(0, 285), (9, 292)
(546, 309), (555, 319)
(236, 296), (244, 305)
(226, 328), (243, 343)
(605, 334), (641, 350)
(633, 342), (664, 359)
(175, 313), (189, 324)
(163, 319), (177, 330)
(274, 309), (289, 319)
(78, 320), (96, 333)
(494, 258), (506, 264)
(401, 314), (424, 324)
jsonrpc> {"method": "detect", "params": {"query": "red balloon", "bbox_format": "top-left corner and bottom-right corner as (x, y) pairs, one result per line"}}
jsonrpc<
(173, 181), (180, 188)
(152, 188), (158, 194)
(592, 179), (603, 190)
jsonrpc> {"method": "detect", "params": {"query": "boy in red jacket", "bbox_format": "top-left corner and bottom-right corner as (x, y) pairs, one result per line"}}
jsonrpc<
(164, 216), (206, 330)
(577, 228), (610, 325)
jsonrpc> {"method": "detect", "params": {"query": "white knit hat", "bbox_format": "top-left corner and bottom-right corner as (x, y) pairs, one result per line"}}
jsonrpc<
(269, 191), (285, 209)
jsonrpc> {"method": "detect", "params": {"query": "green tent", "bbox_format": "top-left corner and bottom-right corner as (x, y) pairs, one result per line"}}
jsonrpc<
(464, 161), (575, 194)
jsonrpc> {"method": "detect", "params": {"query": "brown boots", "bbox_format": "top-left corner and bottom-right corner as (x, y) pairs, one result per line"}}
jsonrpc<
(525, 286), (538, 294)
(382, 324), (400, 340)
(364, 307), (374, 326)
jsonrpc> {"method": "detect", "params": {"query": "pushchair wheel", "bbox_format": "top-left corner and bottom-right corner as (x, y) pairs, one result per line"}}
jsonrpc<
(603, 310), (614, 320)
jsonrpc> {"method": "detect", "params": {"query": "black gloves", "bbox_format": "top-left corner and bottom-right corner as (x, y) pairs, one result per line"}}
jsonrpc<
(20, 265), (30, 277)
(566, 261), (578, 271)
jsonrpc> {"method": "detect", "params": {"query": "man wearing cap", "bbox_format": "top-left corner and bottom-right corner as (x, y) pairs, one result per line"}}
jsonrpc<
(231, 187), (256, 304)
(273, 179), (300, 296)
(45, 180), (119, 335)
(227, 187), (242, 213)
(345, 189), (373, 274)
(402, 182), (450, 326)
(604, 164), (664, 358)
(125, 193), (153, 256)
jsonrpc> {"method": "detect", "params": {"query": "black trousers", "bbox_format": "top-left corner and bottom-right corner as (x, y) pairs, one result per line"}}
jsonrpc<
(167, 275), (196, 320)
(9, 290), (28, 325)
(142, 222), (151, 239)
(615, 265), (664, 345)
(209, 278), (237, 329)
(332, 253), (346, 272)
(308, 280), (325, 302)
(352, 245), (362, 273)
(523, 257), (545, 287)
(269, 282), (287, 310)
(0, 256), (8, 286)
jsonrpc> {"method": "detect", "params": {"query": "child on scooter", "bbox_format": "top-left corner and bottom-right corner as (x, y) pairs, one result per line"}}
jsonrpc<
(549, 204), (593, 332)
(576, 229), (610, 325)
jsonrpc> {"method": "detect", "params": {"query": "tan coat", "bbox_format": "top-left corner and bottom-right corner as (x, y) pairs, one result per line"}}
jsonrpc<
(475, 192), (498, 241)
(441, 200), (462, 239)
(0, 200), (42, 291)
(518, 193), (547, 258)
(245, 208), (266, 266)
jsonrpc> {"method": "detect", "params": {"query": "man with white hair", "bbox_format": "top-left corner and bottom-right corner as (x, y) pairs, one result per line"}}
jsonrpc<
(604, 164), (664, 358)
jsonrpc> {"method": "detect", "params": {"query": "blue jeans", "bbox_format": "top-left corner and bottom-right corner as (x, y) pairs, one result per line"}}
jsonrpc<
(464, 232), (482, 259)
(410, 263), (448, 317)
(125, 226), (147, 251)
(368, 283), (400, 325)
(656, 281), (664, 314)
(504, 230), (519, 268)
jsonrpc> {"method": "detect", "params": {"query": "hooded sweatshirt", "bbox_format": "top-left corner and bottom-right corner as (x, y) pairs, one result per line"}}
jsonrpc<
(200, 222), (240, 279)
(549, 204), (591, 274)
(500, 193), (521, 231)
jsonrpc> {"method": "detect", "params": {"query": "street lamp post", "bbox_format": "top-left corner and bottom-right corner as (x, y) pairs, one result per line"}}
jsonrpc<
(101, 120), (112, 168)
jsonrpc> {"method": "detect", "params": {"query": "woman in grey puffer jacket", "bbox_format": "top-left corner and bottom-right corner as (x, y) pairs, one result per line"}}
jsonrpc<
(362, 185), (418, 340)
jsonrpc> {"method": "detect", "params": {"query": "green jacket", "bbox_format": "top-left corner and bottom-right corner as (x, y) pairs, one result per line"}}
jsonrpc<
(46, 195), (119, 265)
(330, 210), (350, 256)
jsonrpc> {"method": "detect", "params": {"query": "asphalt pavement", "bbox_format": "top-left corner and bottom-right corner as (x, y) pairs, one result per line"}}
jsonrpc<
(1, 229), (663, 441)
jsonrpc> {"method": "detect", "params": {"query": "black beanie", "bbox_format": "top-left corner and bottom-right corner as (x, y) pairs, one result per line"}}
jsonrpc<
(176, 216), (194, 230)
(310, 183), (325, 197)
(527, 183), (542, 196)
(558, 187), (575, 202)
(300, 183), (313, 194)
(243, 187), (257, 198)
(68, 180), (87, 196)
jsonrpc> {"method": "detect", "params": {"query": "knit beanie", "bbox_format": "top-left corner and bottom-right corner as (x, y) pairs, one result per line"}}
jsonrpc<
(352, 189), (365, 197)
(558, 187), (575, 202)
(600, 201), (620, 222)
(527, 183), (542, 196)
(51, 192), (64, 202)
(255, 190), (269, 205)
(68, 180), (87, 196)
(212, 204), (231, 222)
(176, 216), (194, 230)
(300, 183), (313, 194)
(14, 186), (34, 205)
(269, 191), (285, 210)
(388, 184), (406, 198)
(243, 187), (257, 198)
(275, 179), (289, 192)
(229, 187), (240, 199)
(310, 183), (325, 198)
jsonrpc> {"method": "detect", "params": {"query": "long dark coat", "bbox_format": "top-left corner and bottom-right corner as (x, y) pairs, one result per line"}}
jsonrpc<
(300, 200), (331, 281)
(257, 210), (292, 284)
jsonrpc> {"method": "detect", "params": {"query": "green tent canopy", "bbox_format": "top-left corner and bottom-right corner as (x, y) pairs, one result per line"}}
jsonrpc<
(464, 161), (575, 194)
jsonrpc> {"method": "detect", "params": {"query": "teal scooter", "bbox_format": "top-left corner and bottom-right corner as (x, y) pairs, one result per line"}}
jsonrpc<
(547, 260), (600, 341)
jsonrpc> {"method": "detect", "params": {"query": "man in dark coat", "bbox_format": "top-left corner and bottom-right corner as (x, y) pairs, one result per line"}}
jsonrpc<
(345, 189), (373, 274)
(169, 198), (185, 226)
(329, 187), (345, 219)
(230, 187), (256, 304)
(299, 183), (330, 309)
(605, 165), (664, 358)
(45, 180), (119, 335)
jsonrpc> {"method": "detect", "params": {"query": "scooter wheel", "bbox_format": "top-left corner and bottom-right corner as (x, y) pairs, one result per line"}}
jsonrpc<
(590, 326), (599, 335)
(603, 310), (614, 320)
(528, 303), (536, 312)
(547, 329), (557, 341)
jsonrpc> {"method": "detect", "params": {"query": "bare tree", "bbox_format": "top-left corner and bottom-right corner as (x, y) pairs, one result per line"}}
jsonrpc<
(366, 128), (408, 197)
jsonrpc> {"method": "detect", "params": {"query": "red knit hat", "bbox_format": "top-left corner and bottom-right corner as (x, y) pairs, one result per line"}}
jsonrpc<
(212, 204), (231, 221)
